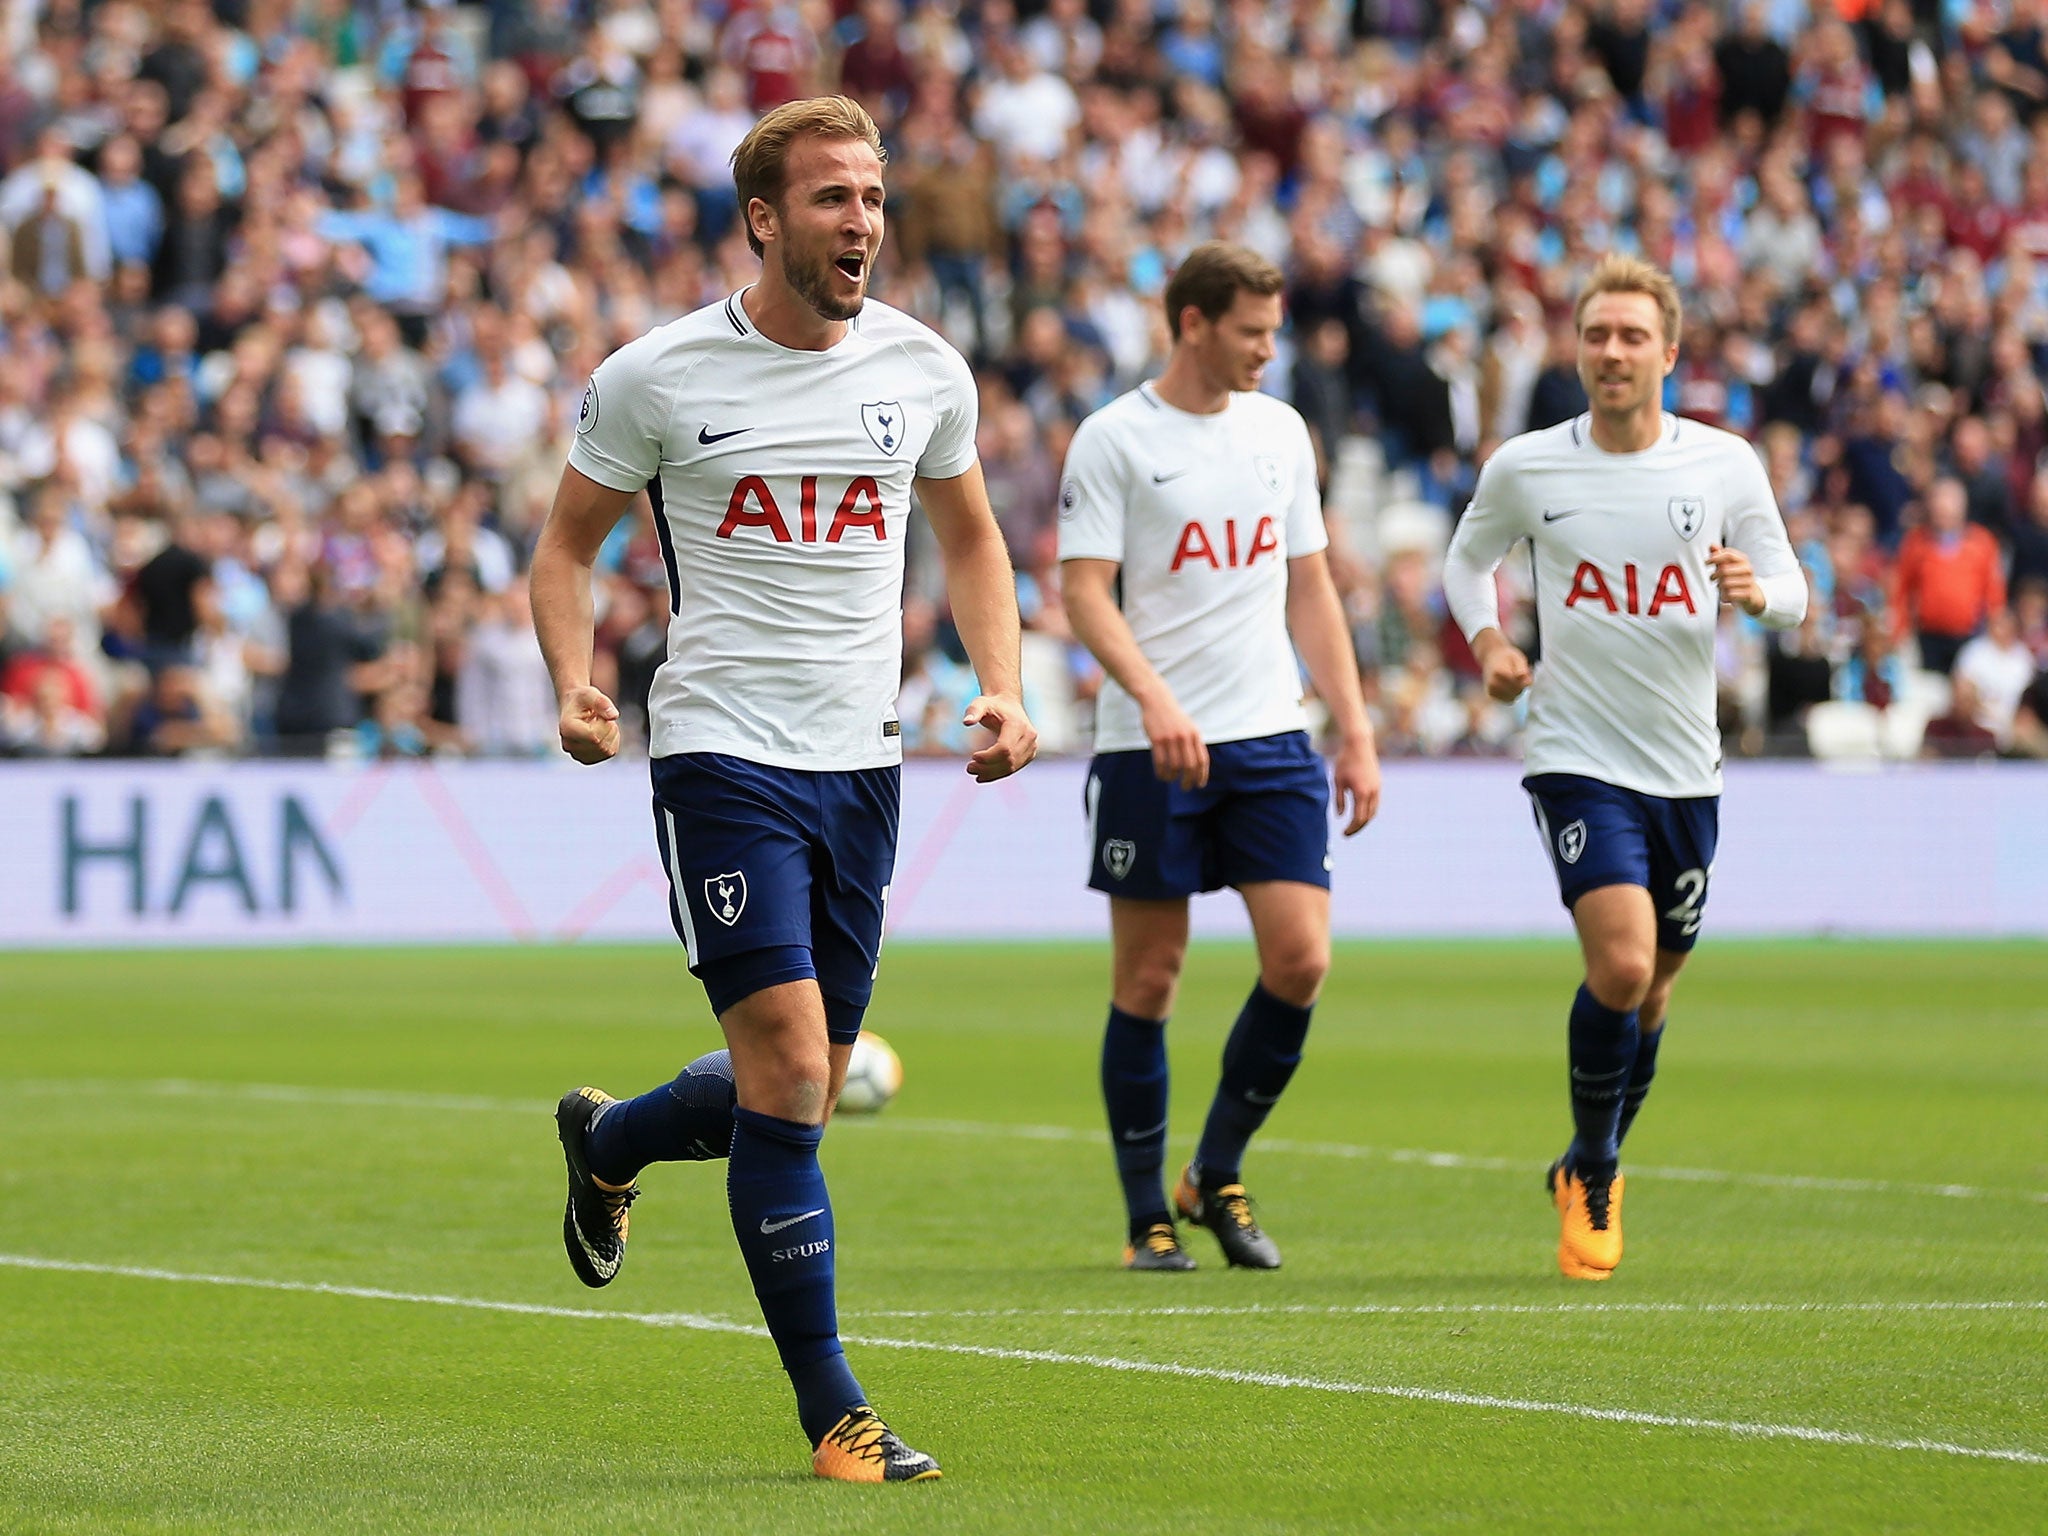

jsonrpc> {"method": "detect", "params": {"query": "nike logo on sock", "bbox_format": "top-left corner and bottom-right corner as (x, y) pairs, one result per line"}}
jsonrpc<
(1121, 1119), (1169, 1142)
(759, 1208), (826, 1234)
(1244, 1090), (1281, 1105)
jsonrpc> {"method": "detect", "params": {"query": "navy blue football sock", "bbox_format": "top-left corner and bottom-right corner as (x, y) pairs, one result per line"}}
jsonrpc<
(584, 1050), (737, 1185)
(1566, 984), (1640, 1182)
(1191, 984), (1314, 1189)
(1101, 1006), (1170, 1232)
(728, 1106), (864, 1447)
(1616, 1022), (1663, 1147)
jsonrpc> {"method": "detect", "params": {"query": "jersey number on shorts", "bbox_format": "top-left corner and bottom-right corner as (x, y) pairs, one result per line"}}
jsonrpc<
(1663, 867), (1709, 937)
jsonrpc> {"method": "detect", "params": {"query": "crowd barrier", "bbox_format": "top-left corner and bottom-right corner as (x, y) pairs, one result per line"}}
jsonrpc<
(1, 759), (2043, 947)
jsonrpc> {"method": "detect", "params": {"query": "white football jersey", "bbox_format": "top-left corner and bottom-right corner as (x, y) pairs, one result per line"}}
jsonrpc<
(569, 292), (978, 769)
(1443, 413), (1807, 798)
(1058, 384), (1327, 753)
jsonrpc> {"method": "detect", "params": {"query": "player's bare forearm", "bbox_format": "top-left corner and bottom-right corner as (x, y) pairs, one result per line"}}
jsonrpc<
(1063, 557), (1207, 789)
(533, 465), (635, 763)
(1287, 553), (1381, 833)
(1285, 553), (1372, 747)
(1060, 560), (1169, 708)
(917, 466), (1037, 779)
(530, 532), (597, 697)
(918, 466), (1024, 699)
(940, 530), (1025, 700)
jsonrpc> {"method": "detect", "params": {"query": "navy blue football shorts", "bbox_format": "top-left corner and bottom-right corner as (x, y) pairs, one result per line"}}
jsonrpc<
(1085, 730), (1332, 900)
(651, 752), (898, 1037)
(1523, 772), (1719, 953)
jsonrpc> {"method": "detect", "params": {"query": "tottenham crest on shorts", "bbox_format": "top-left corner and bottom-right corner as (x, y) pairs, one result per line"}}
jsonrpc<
(862, 401), (904, 455)
(1669, 496), (1705, 540)
(1254, 454), (1283, 493)
(1557, 819), (1588, 865)
(706, 871), (748, 925)
(1103, 839), (1137, 880)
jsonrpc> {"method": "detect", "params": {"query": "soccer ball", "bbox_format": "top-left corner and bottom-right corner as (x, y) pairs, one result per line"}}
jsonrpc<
(837, 1033), (903, 1116)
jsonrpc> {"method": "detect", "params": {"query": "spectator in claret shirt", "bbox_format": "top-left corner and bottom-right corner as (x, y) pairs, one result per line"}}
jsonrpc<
(1923, 674), (2002, 759)
(837, 0), (918, 128)
(1893, 479), (2007, 674)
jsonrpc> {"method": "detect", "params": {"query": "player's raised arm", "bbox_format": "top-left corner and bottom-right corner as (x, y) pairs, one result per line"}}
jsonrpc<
(915, 464), (1039, 782)
(1710, 445), (1808, 629)
(1444, 450), (1535, 702)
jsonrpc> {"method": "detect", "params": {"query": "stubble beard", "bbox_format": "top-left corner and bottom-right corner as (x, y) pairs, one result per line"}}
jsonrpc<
(785, 243), (866, 323)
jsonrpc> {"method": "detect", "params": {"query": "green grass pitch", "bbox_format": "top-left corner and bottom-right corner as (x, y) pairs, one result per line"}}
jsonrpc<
(2, 941), (2044, 1533)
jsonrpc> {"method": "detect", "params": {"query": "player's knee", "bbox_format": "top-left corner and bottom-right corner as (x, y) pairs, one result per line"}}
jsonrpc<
(730, 1012), (833, 1120)
(755, 1043), (833, 1120)
(1261, 944), (1329, 1008)
(1588, 950), (1655, 1011)
(1119, 961), (1182, 1020)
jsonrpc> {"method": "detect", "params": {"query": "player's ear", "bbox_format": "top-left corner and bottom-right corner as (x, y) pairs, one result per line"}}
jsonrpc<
(748, 196), (778, 250)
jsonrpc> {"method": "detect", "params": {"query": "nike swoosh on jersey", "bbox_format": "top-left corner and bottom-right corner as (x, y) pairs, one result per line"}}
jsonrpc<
(1151, 467), (1194, 483)
(1541, 507), (1588, 522)
(759, 1208), (826, 1234)
(699, 424), (751, 444)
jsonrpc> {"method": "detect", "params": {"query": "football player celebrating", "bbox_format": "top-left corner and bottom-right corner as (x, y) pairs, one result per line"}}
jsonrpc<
(532, 96), (1035, 1481)
(1060, 242), (1380, 1273)
(1442, 255), (1807, 1279)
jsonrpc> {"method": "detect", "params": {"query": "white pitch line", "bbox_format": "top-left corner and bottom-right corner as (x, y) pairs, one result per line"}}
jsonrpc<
(1, 1253), (2042, 1468)
(15, 1077), (2048, 1206)
(841, 1300), (2048, 1322)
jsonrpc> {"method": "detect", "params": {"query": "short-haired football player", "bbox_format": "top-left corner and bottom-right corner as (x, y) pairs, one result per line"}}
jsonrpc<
(531, 96), (1036, 1481)
(1060, 241), (1381, 1273)
(1442, 255), (1807, 1279)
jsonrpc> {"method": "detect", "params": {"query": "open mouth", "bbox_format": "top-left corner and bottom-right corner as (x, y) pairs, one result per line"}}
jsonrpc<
(834, 250), (867, 281)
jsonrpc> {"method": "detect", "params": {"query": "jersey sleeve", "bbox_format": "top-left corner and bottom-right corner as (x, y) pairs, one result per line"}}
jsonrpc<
(1283, 411), (1328, 559)
(566, 334), (677, 492)
(913, 338), (979, 480)
(1720, 438), (1808, 630)
(1442, 444), (1529, 641)
(1054, 414), (1128, 564)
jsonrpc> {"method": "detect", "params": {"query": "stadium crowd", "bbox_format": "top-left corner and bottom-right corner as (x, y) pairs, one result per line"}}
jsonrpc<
(3, 0), (2048, 763)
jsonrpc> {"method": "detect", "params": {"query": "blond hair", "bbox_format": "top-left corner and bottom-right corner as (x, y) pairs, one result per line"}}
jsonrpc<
(1574, 254), (1683, 349)
(730, 95), (887, 258)
(1163, 241), (1285, 340)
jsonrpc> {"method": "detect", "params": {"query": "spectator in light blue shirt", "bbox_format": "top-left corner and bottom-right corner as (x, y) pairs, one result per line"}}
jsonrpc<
(97, 134), (163, 268)
(314, 173), (494, 318)
(1158, 0), (1225, 89)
